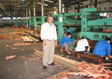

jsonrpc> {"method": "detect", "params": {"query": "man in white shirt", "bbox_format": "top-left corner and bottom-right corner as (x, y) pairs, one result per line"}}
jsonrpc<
(40, 16), (57, 69)
(75, 37), (90, 53)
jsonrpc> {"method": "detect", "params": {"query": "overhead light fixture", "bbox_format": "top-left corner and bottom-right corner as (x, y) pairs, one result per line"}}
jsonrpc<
(37, 2), (48, 6)
(45, 0), (53, 3)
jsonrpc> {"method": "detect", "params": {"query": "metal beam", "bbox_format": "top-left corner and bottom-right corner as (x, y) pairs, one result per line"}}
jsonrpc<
(71, 0), (88, 3)
(41, 0), (44, 16)
(59, 0), (62, 13)
(33, 0), (36, 17)
(94, 0), (97, 8)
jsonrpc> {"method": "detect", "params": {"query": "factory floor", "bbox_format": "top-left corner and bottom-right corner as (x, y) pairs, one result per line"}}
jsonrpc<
(0, 27), (112, 79)
(0, 27), (84, 79)
(0, 27), (68, 79)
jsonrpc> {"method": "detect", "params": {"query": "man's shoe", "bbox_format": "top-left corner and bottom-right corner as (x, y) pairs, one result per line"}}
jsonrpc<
(50, 62), (55, 66)
(43, 66), (47, 69)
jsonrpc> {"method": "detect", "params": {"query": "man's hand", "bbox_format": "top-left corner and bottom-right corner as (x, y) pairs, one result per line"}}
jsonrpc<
(43, 40), (46, 45)
(55, 40), (58, 46)
(110, 55), (112, 58)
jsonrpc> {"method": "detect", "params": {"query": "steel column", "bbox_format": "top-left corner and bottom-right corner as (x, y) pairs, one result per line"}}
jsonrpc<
(41, 0), (44, 16)
(33, 0), (36, 17)
(58, 0), (63, 42)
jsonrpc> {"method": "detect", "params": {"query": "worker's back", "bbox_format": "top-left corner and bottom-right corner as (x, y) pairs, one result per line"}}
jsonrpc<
(93, 40), (111, 57)
(75, 39), (89, 52)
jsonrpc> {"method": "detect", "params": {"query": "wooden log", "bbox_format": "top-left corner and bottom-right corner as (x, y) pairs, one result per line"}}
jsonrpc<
(28, 36), (39, 42)
(54, 54), (78, 70)
(35, 50), (78, 70)
(22, 36), (27, 41)
(77, 53), (103, 63)
(25, 36), (32, 41)
(47, 69), (71, 79)
(22, 36), (33, 42)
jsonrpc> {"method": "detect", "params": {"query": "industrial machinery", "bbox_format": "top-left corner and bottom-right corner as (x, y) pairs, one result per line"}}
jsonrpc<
(27, 7), (112, 42)
(80, 7), (112, 41)
(27, 13), (81, 42)
(0, 19), (23, 28)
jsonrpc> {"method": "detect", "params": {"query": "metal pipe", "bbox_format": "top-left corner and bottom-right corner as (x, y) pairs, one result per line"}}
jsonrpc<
(59, 0), (62, 13)
(29, 9), (31, 17)
(26, 8), (28, 17)
(33, 0), (36, 17)
(26, 8), (29, 28)
(41, 0), (44, 16)
(94, 0), (97, 8)
(58, 0), (63, 42)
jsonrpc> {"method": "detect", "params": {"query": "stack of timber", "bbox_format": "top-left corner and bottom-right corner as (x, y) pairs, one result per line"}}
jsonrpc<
(22, 35), (39, 43)
(34, 49), (112, 79)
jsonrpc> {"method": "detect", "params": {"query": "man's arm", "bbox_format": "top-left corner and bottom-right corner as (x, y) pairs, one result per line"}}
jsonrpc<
(40, 24), (47, 45)
(54, 25), (58, 46)
(43, 39), (46, 45)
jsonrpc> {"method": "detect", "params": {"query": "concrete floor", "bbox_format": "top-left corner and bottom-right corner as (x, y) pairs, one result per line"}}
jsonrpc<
(0, 28), (111, 79)
(0, 28), (68, 79)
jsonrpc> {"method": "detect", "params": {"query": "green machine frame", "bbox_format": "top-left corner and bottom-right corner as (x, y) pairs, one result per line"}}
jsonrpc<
(27, 7), (112, 42)
(80, 7), (112, 41)
(27, 13), (81, 42)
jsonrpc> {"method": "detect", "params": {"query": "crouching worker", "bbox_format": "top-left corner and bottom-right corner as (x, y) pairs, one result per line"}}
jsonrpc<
(75, 37), (90, 54)
(59, 32), (74, 54)
(93, 37), (111, 60)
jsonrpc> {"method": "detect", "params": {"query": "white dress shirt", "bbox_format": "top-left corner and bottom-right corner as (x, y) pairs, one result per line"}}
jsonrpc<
(75, 39), (89, 51)
(40, 22), (57, 40)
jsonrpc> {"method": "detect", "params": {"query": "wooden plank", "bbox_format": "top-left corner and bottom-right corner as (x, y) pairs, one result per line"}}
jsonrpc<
(25, 36), (32, 41)
(77, 53), (103, 63)
(47, 69), (72, 79)
(54, 54), (78, 70)
(35, 50), (78, 70)
(22, 36), (33, 42)
(22, 36), (27, 41)
(28, 36), (39, 42)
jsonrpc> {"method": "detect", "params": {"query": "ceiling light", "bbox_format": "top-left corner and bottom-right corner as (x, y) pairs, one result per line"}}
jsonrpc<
(45, 0), (53, 3)
(37, 2), (48, 6)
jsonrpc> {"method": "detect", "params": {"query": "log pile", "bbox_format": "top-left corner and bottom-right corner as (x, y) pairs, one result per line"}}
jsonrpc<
(68, 61), (112, 79)
(0, 35), (9, 40)
(34, 50), (112, 79)
(8, 31), (25, 35)
(13, 42), (32, 46)
(12, 36), (22, 40)
(48, 61), (112, 79)
(22, 36), (39, 42)
(8, 28), (39, 42)
(47, 69), (73, 79)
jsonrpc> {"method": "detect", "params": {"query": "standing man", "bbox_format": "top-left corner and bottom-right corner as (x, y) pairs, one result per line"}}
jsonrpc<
(93, 37), (111, 59)
(40, 16), (57, 69)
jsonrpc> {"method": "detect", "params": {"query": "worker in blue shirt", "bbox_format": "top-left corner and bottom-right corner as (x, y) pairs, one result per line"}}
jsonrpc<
(67, 27), (72, 34)
(29, 25), (34, 30)
(93, 37), (111, 58)
(60, 32), (74, 54)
